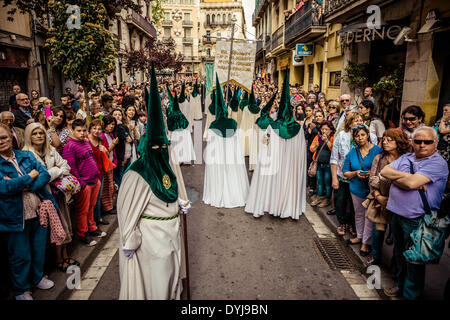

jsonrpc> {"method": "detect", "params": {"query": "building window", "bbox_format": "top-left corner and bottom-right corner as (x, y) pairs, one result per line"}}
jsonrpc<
(212, 14), (215, 24)
(207, 48), (211, 57)
(217, 14), (221, 24)
(217, 31), (221, 38)
(164, 11), (170, 20)
(223, 14), (226, 24)
(184, 45), (192, 57)
(184, 28), (191, 37)
(308, 64), (314, 84)
(206, 14), (210, 25)
(228, 13), (231, 23)
(329, 71), (341, 87)
(184, 12), (191, 21)
(164, 27), (171, 37)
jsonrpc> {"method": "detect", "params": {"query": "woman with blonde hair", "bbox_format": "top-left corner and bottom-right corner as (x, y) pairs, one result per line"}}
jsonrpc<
(23, 123), (79, 272)
(76, 98), (88, 120)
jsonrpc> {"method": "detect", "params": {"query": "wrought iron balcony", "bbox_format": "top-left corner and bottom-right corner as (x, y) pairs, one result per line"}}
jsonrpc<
(183, 37), (193, 43)
(182, 20), (193, 27)
(203, 36), (216, 44)
(265, 34), (271, 52)
(127, 10), (157, 38)
(252, 0), (268, 26)
(271, 25), (284, 50)
(284, 1), (326, 46)
(324, 0), (378, 23)
(256, 34), (264, 53)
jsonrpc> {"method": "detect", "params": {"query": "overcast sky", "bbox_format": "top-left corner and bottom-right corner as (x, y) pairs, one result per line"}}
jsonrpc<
(242, 0), (256, 40)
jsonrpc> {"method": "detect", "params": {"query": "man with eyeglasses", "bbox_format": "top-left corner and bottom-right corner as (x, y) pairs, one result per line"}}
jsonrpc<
(11, 93), (34, 129)
(380, 126), (448, 300)
(335, 94), (358, 133)
(0, 111), (24, 149)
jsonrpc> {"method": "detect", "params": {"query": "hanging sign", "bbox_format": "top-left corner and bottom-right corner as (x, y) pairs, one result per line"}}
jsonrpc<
(296, 44), (313, 56)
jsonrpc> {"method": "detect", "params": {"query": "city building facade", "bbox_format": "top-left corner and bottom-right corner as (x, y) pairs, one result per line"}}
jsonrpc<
(156, 0), (201, 76)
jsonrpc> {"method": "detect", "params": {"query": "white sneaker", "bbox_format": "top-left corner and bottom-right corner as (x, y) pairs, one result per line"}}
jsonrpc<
(15, 292), (33, 300)
(36, 276), (55, 290)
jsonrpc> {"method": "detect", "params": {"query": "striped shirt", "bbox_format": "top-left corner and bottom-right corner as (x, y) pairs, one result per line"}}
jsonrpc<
(62, 138), (100, 188)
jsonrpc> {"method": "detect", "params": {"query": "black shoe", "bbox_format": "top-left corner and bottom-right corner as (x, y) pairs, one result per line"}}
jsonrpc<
(360, 249), (370, 257)
(79, 235), (97, 246)
(97, 219), (110, 225)
(102, 209), (117, 215)
(327, 209), (336, 215)
(89, 230), (107, 238)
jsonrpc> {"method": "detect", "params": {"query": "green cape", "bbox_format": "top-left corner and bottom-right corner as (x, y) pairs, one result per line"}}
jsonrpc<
(270, 68), (300, 139)
(178, 82), (186, 103)
(127, 62), (178, 203)
(255, 92), (277, 130)
(167, 92), (189, 131)
(247, 87), (260, 114)
(209, 73), (238, 138)
(229, 87), (239, 112)
(208, 90), (216, 115)
(239, 91), (249, 110)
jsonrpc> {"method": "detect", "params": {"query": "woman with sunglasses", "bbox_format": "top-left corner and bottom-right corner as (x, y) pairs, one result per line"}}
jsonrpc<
(343, 126), (382, 256)
(327, 100), (340, 130)
(400, 105), (425, 141)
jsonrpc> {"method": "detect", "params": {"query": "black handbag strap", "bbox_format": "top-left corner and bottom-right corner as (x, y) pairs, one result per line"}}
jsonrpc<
(314, 137), (327, 161)
(409, 160), (431, 215)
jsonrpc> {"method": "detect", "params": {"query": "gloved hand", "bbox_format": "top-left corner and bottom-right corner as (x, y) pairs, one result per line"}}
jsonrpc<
(178, 198), (192, 214)
(122, 248), (135, 259)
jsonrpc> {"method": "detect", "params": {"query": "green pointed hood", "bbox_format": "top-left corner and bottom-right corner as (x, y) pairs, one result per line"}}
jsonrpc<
(192, 80), (199, 98)
(178, 82), (186, 103)
(247, 87), (260, 114)
(167, 92), (189, 131)
(239, 91), (249, 110)
(208, 90), (216, 115)
(209, 73), (237, 138)
(270, 68), (300, 139)
(229, 87), (239, 112)
(256, 92), (276, 130)
(166, 84), (173, 117)
(127, 62), (178, 203)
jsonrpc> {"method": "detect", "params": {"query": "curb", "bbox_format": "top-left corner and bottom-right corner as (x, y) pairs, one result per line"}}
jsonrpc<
(32, 214), (118, 301)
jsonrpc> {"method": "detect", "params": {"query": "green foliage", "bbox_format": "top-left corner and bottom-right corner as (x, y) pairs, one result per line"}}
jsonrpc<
(373, 64), (404, 95)
(151, 0), (165, 24)
(44, 0), (118, 91)
(342, 62), (370, 91)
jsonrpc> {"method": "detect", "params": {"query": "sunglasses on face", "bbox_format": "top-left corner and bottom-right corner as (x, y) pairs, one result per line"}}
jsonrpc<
(352, 125), (366, 130)
(403, 116), (417, 122)
(342, 99), (350, 102)
(328, 106), (336, 109)
(413, 139), (434, 145)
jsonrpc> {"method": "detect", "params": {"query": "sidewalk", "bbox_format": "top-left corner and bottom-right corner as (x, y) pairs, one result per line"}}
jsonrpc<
(310, 198), (450, 300)
(32, 213), (118, 300)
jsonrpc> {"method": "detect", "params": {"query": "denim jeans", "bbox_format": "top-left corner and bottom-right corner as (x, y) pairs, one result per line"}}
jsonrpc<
(316, 163), (332, 198)
(334, 180), (355, 226)
(371, 223), (385, 262)
(4, 217), (47, 295)
(391, 213), (426, 300)
(94, 177), (104, 222)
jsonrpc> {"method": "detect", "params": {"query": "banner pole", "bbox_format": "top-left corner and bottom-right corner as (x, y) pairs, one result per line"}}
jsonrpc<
(225, 22), (235, 104)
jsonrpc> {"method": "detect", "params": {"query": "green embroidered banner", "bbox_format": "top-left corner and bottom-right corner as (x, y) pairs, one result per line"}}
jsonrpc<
(205, 62), (214, 95)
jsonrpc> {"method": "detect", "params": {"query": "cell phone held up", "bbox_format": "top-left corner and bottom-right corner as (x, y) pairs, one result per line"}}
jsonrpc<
(45, 107), (52, 118)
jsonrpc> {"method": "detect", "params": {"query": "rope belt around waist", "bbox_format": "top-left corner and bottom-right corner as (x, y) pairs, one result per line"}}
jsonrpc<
(141, 213), (179, 221)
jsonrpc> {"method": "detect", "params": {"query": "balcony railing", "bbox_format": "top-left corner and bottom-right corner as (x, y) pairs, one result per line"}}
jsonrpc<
(182, 20), (193, 27)
(271, 25), (284, 49)
(203, 36), (216, 44)
(256, 34), (264, 52)
(252, 0), (264, 25)
(325, 0), (357, 16)
(162, 19), (172, 26)
(128, 10), (157, 38)
(183, 37), (193, 43)
(284, 1), (324, 45)
(265, 34), (271, 52)
(204, 21), (233, 28)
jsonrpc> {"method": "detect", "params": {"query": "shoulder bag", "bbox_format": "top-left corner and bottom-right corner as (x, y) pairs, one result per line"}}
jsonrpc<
(403, 160), (450, 264)
(308, 138), (326, 177)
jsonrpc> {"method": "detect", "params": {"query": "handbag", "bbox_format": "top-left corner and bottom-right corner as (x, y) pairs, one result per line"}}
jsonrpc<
(307, 137), (326, 177)
(52, 174), (81, 195)
(403, 160), (450, 264)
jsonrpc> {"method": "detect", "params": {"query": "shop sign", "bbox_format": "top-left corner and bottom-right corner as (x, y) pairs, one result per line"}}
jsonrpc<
(338, 25), (402, 45)
(292, 50), (304, 66)
(296, 44), (313, 56)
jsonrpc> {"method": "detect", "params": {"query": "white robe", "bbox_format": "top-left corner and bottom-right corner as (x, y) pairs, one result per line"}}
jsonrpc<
(245, 125), (307, 220)
(179, 98), (193, 133)
(203, 129), (249, 208)
(239, 107), (260, 171)
(203, 94), (215, 140)
(117, 171), (182, 300)
(190, 94), (203, 120)
(169, 129), (196, 164)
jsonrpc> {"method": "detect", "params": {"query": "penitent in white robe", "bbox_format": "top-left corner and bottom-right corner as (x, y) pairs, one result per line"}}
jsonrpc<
(203, 94), (215, 140)
(169, 129), (196, 164)
(117, 171), (182, 300)
(203, 129), (249, 208)
(239, 107), (260, 171)
(245, 125), (307, 220)
(179, 98), (193, 133)
(190, 94), (203, 120)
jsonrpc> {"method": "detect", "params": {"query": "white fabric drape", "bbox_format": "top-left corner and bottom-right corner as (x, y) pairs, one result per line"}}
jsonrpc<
(245, 125), (307, 220)
(117, 171), (182, 300)
(169, 129), (196, 164)
(203, 129), (249, 208)
(179, 99), (193, 133)
(238, 107), (259, 171)
(190, 95), (203, 120)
